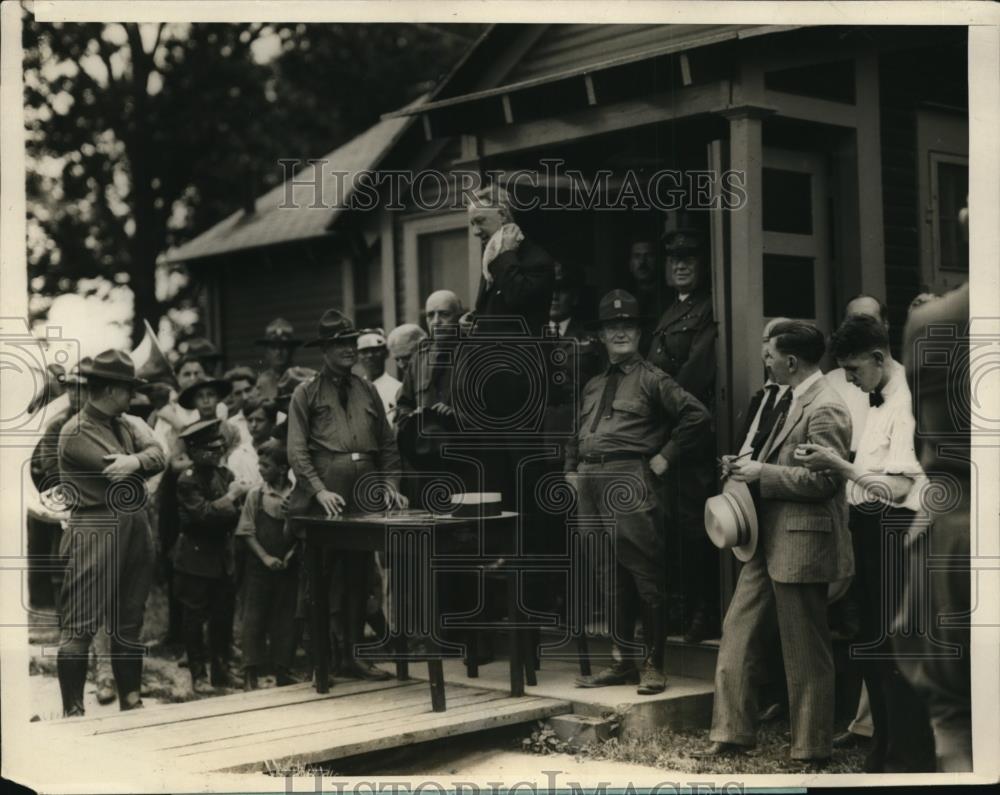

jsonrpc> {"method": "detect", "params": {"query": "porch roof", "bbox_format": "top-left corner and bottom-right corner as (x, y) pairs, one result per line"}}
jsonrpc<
(166, 97), (425, 265)
(382, 24), (798, 120)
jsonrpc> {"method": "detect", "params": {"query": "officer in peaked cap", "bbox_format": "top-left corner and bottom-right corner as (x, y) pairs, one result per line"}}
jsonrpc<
(648, 213), (721, 643)
(255, 318), (303, 401)
(568, 290), (712, 696)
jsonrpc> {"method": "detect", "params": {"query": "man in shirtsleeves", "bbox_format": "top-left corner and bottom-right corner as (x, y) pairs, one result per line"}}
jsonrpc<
(286, 309), (406, 681)
(56, 349), (165, 716)
(567, 290), (712, 695)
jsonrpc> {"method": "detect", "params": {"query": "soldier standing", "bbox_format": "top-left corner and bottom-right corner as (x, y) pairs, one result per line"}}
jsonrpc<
(286, 309), (406, 681)
(568, 291), (712, 695)
(56, 350), (165, 716)
(647, 221), (720, 642)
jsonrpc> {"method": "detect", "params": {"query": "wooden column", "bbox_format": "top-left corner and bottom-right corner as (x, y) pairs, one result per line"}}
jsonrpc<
(855, 51), (887, 298)
(380, 211), (397, 332)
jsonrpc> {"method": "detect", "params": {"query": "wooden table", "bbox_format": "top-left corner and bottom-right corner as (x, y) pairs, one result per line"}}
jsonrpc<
(292, 510), (524, 711)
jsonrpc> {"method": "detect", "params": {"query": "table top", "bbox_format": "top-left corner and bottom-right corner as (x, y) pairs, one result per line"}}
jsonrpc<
(294, 510), (518, 528)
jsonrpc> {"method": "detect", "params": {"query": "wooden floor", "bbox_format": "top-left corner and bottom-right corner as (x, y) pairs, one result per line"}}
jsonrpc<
(28, 677), (571, 774)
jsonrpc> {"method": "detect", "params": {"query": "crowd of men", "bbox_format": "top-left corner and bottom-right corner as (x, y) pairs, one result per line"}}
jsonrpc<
(36, 186), (971, 774)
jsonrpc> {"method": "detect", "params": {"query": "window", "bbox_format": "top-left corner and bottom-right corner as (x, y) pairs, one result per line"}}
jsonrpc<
(763, 254), (816, 318)
(403, 212), (475, 322)
(763, 168), (813, 234)
(931, 156), (968, 274)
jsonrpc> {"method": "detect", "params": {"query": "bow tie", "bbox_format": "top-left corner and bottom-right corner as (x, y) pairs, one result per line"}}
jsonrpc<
(869, 388), (884, 408)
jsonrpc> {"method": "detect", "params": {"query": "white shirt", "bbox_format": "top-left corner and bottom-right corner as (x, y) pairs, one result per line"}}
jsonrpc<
(738, 380), (790, 457)
(373, 372), (402, 424)
(229, 410), (253, 448)
(826, 367), (870, 453)
(848, 359), (924, 511)
(788, 369), (824, 417)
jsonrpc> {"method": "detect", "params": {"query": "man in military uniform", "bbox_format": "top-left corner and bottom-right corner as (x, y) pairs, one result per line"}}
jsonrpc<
(626, 238), (669, 355)
(173, 418), (248, 692)
(647, 221), (720, 642)
(255, 318), (303, 401)
(56, 350), (165, 716)
(286, 309), (406, 681)
(568, 291), (712, 695)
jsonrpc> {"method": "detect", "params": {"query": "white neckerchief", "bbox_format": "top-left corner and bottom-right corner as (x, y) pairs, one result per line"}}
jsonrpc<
(482, 223), (524, 285)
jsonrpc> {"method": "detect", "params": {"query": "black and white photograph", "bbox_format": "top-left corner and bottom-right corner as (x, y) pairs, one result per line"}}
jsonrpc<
(2, 2), (998, 792)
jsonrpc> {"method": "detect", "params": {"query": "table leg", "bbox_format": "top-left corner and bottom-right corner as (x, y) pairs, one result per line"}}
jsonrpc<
(465, 631), (479, 678)
(523, 629), (537, 687)
(576, 632), (592, 676)
(507, 570), (524, 697)
(428, 659), (446, 712)
(308, 534), (330, 694)
(394, 632), (409, 681)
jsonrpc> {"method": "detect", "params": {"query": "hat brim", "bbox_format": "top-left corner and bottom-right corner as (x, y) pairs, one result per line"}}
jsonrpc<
(78, 366), (147, 387)
(254, 338), (303, 347)
(725, 480), (759, 562)
(177, 378), (233, 409)
(303, 331), (361, 348)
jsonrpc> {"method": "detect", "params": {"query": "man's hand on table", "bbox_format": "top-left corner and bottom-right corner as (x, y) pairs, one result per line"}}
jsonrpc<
(315, 489), (346, 517)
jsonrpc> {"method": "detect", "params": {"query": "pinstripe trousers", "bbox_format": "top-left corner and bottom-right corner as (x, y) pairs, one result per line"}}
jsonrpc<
(709, 552), (834, 759)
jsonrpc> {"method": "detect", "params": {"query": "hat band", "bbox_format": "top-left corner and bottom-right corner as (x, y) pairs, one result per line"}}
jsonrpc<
(724, 493), (750, 546)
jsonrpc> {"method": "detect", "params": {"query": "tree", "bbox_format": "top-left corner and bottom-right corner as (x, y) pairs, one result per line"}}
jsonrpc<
(23, 18), (484, 346)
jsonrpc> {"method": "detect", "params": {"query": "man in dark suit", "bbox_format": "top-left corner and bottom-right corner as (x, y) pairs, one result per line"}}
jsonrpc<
(467, 185), (555, 337)
(693, 321), (853, 768)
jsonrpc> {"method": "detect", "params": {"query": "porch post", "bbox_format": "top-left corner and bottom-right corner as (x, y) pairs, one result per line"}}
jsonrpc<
(724, 108), (767, 431)
(855, 51), (886, 298)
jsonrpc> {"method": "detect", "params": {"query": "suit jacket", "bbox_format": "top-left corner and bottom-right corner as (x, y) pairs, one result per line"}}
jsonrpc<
(756, 375), (853, 584)
(647, 290), (717, 408)
(474, 237), (555, 337)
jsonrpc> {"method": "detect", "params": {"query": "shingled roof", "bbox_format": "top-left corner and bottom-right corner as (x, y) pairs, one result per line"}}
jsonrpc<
(167, 98), (424, 264)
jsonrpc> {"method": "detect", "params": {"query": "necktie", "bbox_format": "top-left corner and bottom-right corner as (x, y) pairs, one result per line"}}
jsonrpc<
(748, 385), (781, 460)
(590, 364), (622, 432)
(767, 389), (795, 444)
(336, 376), (350, 410)
(869, 388), (884, 408)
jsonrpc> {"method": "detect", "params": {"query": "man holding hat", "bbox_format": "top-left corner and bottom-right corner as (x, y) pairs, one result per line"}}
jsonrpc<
(356, 328), (401, 424)
(694, 320), (852, 768)
(173, 418), (245, 692)
(566, 290), (712, 695)
(255, 318), (303, 401)
(56, 349), (166, 715)
(286, 309), (406, 681)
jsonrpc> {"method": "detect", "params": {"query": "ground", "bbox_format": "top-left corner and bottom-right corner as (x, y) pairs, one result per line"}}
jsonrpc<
(28, 585), (866, 776)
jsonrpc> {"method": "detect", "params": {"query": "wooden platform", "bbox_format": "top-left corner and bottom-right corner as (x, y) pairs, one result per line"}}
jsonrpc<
(28, 678), (571, 775)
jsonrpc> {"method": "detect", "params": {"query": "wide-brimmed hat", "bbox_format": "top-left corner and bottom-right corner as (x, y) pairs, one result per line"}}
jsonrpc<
(66, 357), (93, 385)
(303, 309), (360, 348)
(80, 349), (147, 386)
(704, 479), (759, 562)
(585, 289), (653, 330)
(178, 418), (225, 449)
(255, 317), (303, 347)
(177, 377), (232, 410)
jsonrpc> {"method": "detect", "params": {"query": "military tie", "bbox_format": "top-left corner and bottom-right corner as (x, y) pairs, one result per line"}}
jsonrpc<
(590, 364), (622, 432)
(336, 376), (350, 410)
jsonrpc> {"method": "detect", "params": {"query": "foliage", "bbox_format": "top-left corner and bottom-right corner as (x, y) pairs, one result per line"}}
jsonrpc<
(23, 16), (484, 345)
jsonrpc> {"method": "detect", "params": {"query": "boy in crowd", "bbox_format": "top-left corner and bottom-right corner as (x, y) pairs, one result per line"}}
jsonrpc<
(236, 439), (299, 690)
(173, 419), (248, 693)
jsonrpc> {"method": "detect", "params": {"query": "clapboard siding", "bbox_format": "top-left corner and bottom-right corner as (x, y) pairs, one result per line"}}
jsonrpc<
(217, 246), (343, 371)
(504, 24), (743, 83)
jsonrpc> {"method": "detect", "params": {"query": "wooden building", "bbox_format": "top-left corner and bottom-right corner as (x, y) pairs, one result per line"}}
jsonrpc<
(170, 24), (968, 617)
(171, 23), (968, 444)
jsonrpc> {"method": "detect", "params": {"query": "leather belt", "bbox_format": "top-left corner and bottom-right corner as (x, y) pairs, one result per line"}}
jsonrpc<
(580, 452), (647, 464)
(337, 452), (373, 462)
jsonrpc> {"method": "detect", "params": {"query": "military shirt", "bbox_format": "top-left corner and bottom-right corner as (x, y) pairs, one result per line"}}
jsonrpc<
(174, 464), (239, 578)
(647, 290), (717, 407)
(58, 402), (166, 513)
(565, 353), (712, 471)
(286, 368), (400, 497)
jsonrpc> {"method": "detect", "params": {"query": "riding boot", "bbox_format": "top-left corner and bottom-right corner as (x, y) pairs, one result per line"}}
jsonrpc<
(637, 603), (667, 695)
(57, 648), (89, 717)
(111, 651), (145, 710)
